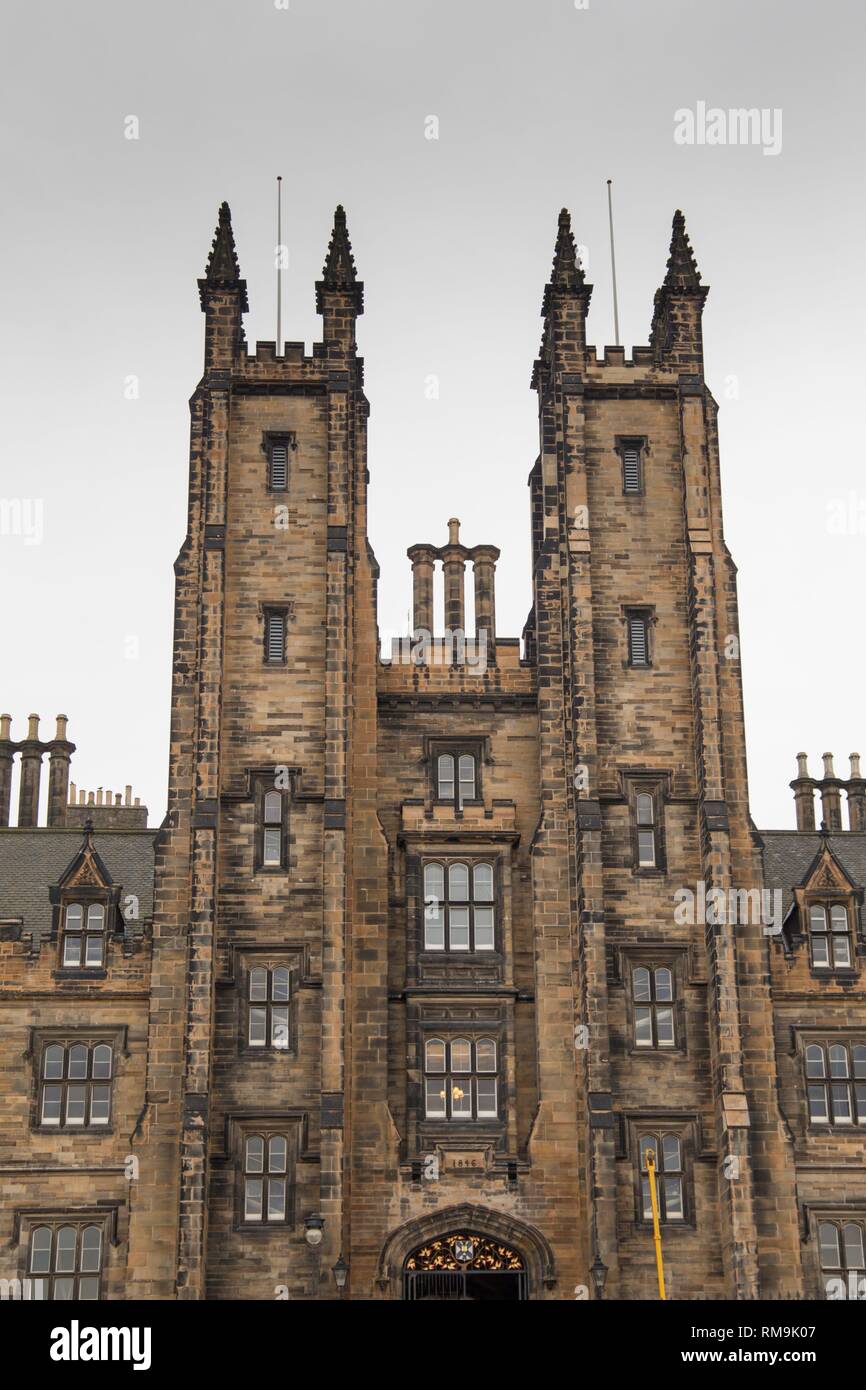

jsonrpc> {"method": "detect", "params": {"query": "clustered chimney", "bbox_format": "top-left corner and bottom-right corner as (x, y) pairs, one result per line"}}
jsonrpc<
(66, 782), (148, 830)
(790, 751), (866, 833)
(0, 714), (75, 827)
(406, 519), (500, 662)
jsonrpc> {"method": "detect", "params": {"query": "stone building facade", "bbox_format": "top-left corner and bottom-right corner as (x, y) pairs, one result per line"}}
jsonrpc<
(1, 203), (864, 1301)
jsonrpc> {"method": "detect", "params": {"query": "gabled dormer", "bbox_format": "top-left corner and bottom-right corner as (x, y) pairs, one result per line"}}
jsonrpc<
(787, 837), (863, 977)
(49, 821), (124, 976)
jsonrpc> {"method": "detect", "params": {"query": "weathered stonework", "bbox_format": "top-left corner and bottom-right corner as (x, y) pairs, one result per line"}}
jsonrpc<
(1, 203), (864, 1302)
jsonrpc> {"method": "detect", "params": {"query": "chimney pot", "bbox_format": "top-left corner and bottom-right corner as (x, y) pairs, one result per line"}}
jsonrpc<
(851, 753), (862, 779)
(796, 751), (809, 778)
(125, 784), (132, 806)
(27, 713), (40, 740)
(0, 714), (11, 741)
(822, 752), (836, 778)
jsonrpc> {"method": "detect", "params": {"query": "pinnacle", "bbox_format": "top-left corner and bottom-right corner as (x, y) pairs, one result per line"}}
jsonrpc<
(321, 204), (358, 289)
(200, 201), (248, 311)
(316, 205), (364, 314)
(205, 202), (242, 283)
(550, 207), (587, 292)
(662, 209), (703, 292)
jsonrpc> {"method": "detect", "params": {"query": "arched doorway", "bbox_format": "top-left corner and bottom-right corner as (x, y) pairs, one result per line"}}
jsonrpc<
(404, 1230), (527, 1301)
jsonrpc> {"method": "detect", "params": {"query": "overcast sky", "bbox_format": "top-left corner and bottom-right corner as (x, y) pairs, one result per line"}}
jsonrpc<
(1, 0), (864, 829)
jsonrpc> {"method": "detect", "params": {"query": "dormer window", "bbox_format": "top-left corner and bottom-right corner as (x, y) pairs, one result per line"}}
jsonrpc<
(61, 903), (105, 969)
(809, 903), (852, 970)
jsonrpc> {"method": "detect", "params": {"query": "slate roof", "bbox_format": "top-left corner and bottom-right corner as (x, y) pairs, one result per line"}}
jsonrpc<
(758, 830), (866, 920)
(0, 828), (156, 943)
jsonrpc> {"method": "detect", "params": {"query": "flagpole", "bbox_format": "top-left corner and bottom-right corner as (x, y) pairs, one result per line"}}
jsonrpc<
(606, 178), (621, 348)
(276, 175), (283, 353)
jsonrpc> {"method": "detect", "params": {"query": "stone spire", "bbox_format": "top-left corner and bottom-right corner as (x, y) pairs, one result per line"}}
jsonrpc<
(650, 209), (708, 368)
(534, 208), (592, 386)
(199, 202), (248, 311)
(662, 210), (704, 293)
(316, 205), (364, 315)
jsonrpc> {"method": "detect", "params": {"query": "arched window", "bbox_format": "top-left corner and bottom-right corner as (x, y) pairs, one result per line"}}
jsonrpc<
(458, 755), (476, 804)
(28, 1222), (103, 1299)
(632, 964), (676, 1048)
(433, 747), (480, 808)
(437, 755), (455, 801)
(261, 790), (284, 868)
(422, 860), (496, 952)
(819, 1219), (866, 1297)
(243, 1132), (291, 1223)
(639, 1131), (685, 1222)
(635, 794), (657, 868)
(61, 901), (106, 969)
(40, 1040), (114, 1128)
(805, 1041), (866, 1125)
(809, 903), (852, 969)
(248, 964), (292, 1049)
(423, 1037), (499, 1120)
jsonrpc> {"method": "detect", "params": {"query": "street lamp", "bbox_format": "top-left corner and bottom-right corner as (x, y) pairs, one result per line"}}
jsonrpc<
(590, 1252), (608, 1300)
(332, 1255), (348, 1292)
(304, 1213), (325, 1248)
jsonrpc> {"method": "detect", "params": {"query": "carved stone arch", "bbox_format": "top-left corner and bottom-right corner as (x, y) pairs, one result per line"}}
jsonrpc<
(376, 1203), (556, 1299)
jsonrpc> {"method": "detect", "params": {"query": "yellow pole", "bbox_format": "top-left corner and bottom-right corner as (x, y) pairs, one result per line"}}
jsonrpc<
(645, 1149), (667, 1300)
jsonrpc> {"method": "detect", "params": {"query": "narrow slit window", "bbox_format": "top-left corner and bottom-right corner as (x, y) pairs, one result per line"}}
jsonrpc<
(622, 443), (643, 495)
(261, 789), (284, 868)
(264, 609), (287, 665)
(627, 612), (650, 667)
(635, 792), (657, 868)
(268, 441), (289, 492)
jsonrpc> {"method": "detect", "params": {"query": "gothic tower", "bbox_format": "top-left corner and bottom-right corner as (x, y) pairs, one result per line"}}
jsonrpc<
(127, 203), (370, 1297)
(527, 208), (802, 1297)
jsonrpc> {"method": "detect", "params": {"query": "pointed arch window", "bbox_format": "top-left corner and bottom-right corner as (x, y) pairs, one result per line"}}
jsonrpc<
(639, 1132), (685, 1222)
(422, 860), (495, 952)
(61, 902), (105, 969)
(805, 1041), (866, 1125)
(433, 745), (480, 808)
(243, 1133), (290, 1224)
(809, 903), (852, 970)
(632, 966), (676, 1048)
(248, 965), (292, 1050)
(423, 1036), (498, 1120)
(819, 1220), (866, 1298)
(28, 1222), (103, 1299)
(257, 781), (288, 871)
(39, 1040), (114, 1128)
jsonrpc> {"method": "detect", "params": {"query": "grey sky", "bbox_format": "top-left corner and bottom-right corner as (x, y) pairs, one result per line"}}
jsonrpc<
(1, 0), (863, 828)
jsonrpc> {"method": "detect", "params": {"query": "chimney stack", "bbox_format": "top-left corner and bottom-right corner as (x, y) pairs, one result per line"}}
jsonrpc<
(407, 544), (436, 636)
(0, 714), (13, 828)
(847, 753), (866, 832)
(470, 543), (500, 662)
(819, 752), (844, 831)
(442, 518), (468, 636)
(17, 714), (43, 827)
(791, 752), (816, 831)
(47, 714), (75, 826)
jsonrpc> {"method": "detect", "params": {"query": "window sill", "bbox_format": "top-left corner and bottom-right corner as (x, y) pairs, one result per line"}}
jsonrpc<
(32, 1124), (114, 1135)
(51, 969), (108, 982)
